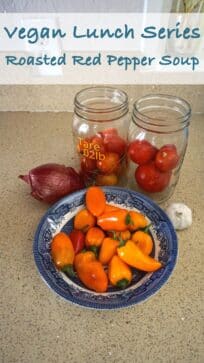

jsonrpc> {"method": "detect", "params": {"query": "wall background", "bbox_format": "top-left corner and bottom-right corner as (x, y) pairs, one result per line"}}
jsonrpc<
(0, 0), (173, 12)
(0, 85), (203, 113)
(0, 1), (202, 113)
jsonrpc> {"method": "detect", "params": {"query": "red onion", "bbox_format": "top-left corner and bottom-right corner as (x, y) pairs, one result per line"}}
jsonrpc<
(19, 163), (85, 203)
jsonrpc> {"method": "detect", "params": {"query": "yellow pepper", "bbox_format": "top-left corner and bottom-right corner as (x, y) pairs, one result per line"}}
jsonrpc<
(117, 240), (162, 272)
(108, 255), (132, 289)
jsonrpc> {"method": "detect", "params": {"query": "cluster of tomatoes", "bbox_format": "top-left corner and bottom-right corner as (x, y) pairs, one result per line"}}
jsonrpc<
(77, 127), (179, 193)
(77, 128), (127, 186)
(128, 140), (179, 193)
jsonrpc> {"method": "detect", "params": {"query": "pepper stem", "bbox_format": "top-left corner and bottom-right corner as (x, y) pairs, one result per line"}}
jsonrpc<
(142, 224), (152, 234)
(89, 245), (99, 257)
(118, 237), (126, 247)
(110, 230), (117, 240)
(81, 248), (88, 253)
(125, 213), (134, 226)
(61, 264), (76, 277)
(116, 279), (129, 289)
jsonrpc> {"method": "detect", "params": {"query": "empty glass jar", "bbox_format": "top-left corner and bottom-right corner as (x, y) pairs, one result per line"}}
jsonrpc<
(127, 94), (191, 203)
(72, 87), (130, 187)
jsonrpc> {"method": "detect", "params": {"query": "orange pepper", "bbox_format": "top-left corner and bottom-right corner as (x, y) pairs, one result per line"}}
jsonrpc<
(131, 230), (153, 255)
(85, 227), (105, 248)
(74, 250), (96, 269)
(127, 211), (148, 231)
(103, 204), (124, 213)
(99, 237), (119, 265)
(108, 255), (132, 289)
(86, 186), (106, 217)
(117, 240), (162, 272)
(74, 251), (108, 293)
(97, 210), (129, 231)
(51, 232), (75, 276)
(108, 230), (131, 241)
(74, 208), (96, 233)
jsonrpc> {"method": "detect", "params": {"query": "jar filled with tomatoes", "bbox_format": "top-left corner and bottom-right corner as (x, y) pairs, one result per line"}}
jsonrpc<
(72, 87), (130, 187)
(127, 94), (191, 203)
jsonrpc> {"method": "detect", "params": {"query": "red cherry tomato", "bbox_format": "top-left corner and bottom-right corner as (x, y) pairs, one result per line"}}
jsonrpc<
(77, 138), (92, 154)
(128, 140), (157, 165)
(96, 173), (118, 186)
(80, 157), (96, 173)
(91, 134), (105, 153)
(103, 134), (127, 155)
(97, 152), (120, 174)
(91, 136), (103, 145)
(135, 162), (171, 193)
(155, 144), (179, 172)
(100, 128), (118, 137)
(92, 132), (103, 140)
(69, 229), (85, 253)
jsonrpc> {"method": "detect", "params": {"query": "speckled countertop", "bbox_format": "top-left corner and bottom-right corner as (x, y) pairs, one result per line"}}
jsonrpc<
(0, 112), (203, 363)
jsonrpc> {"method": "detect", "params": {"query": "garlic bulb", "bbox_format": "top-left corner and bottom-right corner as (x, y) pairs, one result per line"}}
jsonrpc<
(166, 203), (192, 230)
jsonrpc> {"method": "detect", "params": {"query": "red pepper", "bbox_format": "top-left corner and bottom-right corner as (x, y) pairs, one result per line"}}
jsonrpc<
(69, 229), (85, 254)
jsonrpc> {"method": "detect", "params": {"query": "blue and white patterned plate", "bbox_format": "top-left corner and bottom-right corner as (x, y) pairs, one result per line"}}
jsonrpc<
(33, 187), (178, 309)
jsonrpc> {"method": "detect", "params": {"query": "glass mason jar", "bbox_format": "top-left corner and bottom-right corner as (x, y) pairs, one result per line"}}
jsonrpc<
(127, 94), (191, 203)
(72, 87), (130, 187)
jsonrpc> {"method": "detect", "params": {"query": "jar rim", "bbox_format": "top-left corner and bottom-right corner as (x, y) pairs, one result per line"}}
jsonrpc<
(133, 94), (191, 126)
(74, 86), (128, 114)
